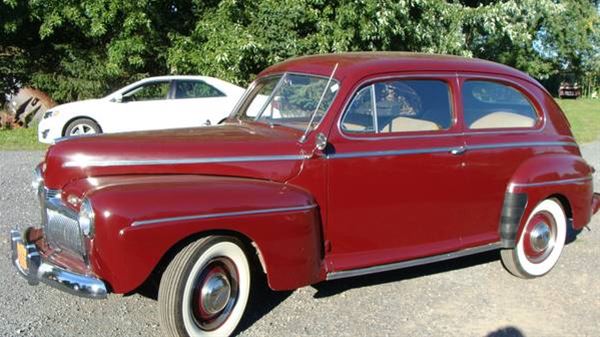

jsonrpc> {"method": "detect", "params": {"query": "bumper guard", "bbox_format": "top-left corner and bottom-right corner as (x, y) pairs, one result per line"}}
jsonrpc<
(10, 229), (107, 299)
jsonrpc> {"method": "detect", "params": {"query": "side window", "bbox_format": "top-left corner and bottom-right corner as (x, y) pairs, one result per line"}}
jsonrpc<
(341, 86), (374, 132)
(175, 80), (225, 99)
(463, 81), (538, 129)
(341, 79), (452, 134)
(123, 81), (171, 102)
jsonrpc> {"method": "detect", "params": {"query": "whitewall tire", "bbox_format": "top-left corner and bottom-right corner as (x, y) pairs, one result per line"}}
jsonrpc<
(501, 198), (567, 278)
(159, 236), (251, 337)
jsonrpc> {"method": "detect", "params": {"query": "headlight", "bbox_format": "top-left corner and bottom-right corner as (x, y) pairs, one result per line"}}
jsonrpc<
(79, 198), (95, 237)
(43, 109), (60, 119)
(32, 165), (43, 191)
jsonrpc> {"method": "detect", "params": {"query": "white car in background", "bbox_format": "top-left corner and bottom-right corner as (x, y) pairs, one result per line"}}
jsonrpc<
(38, 76), (245, 144)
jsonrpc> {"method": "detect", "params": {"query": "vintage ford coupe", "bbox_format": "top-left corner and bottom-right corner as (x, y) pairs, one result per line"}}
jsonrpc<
(11, 53), (600, 337)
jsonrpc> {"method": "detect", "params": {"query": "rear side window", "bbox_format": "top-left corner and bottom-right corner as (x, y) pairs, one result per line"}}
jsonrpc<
(174, 80), (224, 99)
(463, 81), (538, 129)
(341, 79), (452, 134)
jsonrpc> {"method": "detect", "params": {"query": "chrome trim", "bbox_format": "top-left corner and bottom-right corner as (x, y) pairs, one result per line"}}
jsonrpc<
(335, 72), (548, 141)
(64, 154), (310, 168)
(327, 141), (578, 160)
(326, 242), (502, 281)
(466, 141), (577, 151)
(40, 187), (88, 260)
(32, 165), (43, 191)
(338, 75), (460, 140)
(327, 146), (452, 160)
(132, 204), (317, 227)
(508, 176), (592, 192)
(10, 229), (107, 299)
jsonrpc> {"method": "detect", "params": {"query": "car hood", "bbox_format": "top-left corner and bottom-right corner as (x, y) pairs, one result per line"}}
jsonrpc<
(51, 99), (105, 112)
(42, 123), (309, 189)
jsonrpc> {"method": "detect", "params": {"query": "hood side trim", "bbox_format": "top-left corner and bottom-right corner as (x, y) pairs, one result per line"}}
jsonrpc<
(131, 204), (317, 227)
(64, 154), (310, 168)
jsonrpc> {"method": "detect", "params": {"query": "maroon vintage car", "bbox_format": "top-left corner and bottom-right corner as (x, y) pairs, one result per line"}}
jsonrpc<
(11, 52), (600, 337)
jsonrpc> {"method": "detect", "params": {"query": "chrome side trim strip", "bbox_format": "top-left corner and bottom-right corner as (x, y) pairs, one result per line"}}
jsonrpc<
(326, 242), (502, 281)
(64, 154), (309, 168)
(132, 204), (317, 227)
(327, 141), (578, 160)
(509, 176), (592, 192)
(327, 146), (451, 159)
(466, 141), (578, 151)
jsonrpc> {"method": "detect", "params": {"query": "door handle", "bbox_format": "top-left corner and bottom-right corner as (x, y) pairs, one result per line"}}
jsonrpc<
(449, 146), (466, 155)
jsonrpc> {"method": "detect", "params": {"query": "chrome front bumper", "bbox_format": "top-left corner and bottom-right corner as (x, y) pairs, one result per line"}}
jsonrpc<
(10, 229), (107, 299)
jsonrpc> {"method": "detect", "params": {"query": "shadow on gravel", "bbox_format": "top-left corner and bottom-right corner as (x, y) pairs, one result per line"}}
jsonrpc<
(311, 250), (500, 298)
(234, 272), (293, 336)
(486, 326), (526, 337)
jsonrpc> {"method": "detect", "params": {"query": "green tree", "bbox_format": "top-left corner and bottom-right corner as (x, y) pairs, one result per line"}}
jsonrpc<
(2, 0), (599, 103)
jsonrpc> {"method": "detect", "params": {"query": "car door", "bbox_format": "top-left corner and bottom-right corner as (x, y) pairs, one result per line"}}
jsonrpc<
(170, 80), (234, 127)
(459, 77), (545, 246)
(325, 75), (468, 272)
(109, 80), (173, 132)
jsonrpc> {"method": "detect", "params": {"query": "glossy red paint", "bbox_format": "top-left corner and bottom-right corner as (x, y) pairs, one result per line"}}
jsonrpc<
(31, 53), (597, 295)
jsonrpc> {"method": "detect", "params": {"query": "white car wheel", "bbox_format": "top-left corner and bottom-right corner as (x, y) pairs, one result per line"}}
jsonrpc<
(501, 198), (567, 278)
(65, 118), (101, 136)
(159, 236), (251, 337)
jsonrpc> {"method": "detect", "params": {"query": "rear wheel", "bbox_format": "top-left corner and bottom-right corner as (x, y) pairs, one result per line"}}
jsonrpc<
(158, 236), (251, 337)
(64, 118), (101, 137)
(501, 198), (567, 278)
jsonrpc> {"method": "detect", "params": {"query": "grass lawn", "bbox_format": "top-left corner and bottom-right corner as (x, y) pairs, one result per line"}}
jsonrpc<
(0, 125), (48, 150)
(557, 98), (600, 143)
(0, 99), (599, 150)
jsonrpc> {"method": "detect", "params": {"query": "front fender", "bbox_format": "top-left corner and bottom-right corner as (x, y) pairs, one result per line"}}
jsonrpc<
(78, 175), (323, 293)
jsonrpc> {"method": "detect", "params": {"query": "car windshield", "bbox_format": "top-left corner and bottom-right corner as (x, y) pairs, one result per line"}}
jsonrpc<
(234, 73), (339, 131)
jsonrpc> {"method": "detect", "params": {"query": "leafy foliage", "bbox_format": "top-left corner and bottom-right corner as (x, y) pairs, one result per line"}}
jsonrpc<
(1, 0), (599, 103)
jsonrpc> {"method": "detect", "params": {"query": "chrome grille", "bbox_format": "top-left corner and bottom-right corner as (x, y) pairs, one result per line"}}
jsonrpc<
(40, 188), (85, 256)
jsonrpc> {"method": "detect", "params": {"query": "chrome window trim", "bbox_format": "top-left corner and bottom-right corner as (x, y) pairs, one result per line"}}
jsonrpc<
(337, 73), (460, 141)
(460, 76), (545, 133)
(254, 73), (287, 120)
(63, 154), (310, 168)
(370, 84), (378, 133)
(508, 176), (593, 192)
(132, 204), (317, 227)
(327, 242), (502, 280)
(336, 72), (549, 141)
(233, 71), (341, 133)
(326, 141), (578, 160)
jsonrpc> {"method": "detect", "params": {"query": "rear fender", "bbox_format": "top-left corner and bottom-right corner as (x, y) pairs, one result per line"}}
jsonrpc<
(80, 175), (324, 293)
(499, 154), (594, 247)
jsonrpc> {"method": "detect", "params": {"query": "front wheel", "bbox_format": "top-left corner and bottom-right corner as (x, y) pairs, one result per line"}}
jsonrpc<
(158, 236), (251, 337)
(501, 198), (567, 278)
(64, 118), (101, 137)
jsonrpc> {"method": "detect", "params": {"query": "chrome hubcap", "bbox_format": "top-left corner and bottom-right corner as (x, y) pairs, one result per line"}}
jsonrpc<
(524, 211), (557, 263)
(192, 257), (239, 331)
(530, 222), (551, 252)
(70, 124), (96, 136)
(200, 273), (231, 315)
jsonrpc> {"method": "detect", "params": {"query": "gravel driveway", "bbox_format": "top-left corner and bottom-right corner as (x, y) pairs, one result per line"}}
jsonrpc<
(1, 143), (599, 337)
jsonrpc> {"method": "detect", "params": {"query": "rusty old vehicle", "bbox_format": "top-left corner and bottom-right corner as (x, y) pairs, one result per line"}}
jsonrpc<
(11, 53), (600, 337)
(558, 81), (582, 99)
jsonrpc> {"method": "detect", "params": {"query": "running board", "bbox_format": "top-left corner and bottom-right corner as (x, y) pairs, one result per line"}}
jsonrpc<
(326, 242), (502, 281)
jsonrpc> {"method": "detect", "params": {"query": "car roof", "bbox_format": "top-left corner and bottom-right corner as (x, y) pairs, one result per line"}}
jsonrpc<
(137, 75), (222, 82)
(259, 52), (541, 88)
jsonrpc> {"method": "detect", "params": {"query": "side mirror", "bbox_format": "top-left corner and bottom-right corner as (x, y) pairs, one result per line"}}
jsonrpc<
(315, 132), (328, 152)
(111, 93), (123, 103)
